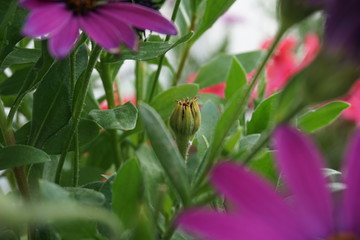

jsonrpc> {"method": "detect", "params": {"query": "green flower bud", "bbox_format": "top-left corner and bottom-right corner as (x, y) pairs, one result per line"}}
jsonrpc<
(170, 97), (201, 160)
(170, 97), (201, 139)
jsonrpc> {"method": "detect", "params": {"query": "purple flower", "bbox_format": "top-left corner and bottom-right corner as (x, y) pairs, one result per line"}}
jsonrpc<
(20, 0), (177, 58)
(178, 126), (360, 240)
(325, 0), (360, 61)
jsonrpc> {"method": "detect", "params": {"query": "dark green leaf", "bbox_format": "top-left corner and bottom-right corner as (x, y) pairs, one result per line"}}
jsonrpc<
(0, 48), (41, 73)
(139, 103), (190, 205)
(89, 102), (138, 130)
(0, 145), (50, 170)
(66, 187), (106, 206)
(150, 84), (199, 119)
(298, 101), (350, 133)
(0, 66), (33, 96)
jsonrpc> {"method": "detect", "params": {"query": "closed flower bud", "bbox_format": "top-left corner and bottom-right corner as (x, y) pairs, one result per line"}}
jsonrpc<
(170, 97), (201, 160)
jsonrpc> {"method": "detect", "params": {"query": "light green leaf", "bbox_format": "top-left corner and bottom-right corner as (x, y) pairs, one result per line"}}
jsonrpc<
(0, 145), (50, 170)
(192, 0), (236, 42)
(139, 103), (190, 205)
(105, 32), (193, 62)
(112, 159), (142, 228)
(225, 58), (247, 99)
(89, 102), (138, 130)
(298, 101), (350, 133)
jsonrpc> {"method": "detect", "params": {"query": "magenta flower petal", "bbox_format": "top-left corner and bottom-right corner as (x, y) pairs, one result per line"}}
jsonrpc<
(341, 131), (360, 235)
(274, 126), (333, 236)
(100, 3), (177, 35)
(177, 209), (289, 240)
(48, 20), (80, 59)
(79, 12), (136, 52)
(22, 3), (72, 37)
(20, 0), (49, 9)
(211, 162), (306, 239)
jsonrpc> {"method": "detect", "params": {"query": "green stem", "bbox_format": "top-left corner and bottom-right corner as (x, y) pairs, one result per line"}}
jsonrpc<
(55, 45), (102, 184)
(0, 101), (31, 203)
(172, 14), (197, 86)
(135, 61), (144, 103)
(175, 135), (191, 161)
(72, 131), (80, 187)
(147, 0), (182, 102)
(98, 61), (123, 169)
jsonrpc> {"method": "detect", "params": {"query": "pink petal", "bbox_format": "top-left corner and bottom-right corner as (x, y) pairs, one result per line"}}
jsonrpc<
(100, 3), (177, 35)
(177, 209), (289, 240)
(48, 20), (79, 58)
(22, 3), (72, 37)
(79, 12), (136, 52)
(20, 0), (50, 9)
(273, 125), (333, 237)
(341, 130), (360, 235)
(210, 162), (306, 240)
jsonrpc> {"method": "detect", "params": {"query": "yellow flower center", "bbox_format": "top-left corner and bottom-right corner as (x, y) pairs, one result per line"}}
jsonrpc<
(327, 233), (360, 240)
(66, 0), (98, 15)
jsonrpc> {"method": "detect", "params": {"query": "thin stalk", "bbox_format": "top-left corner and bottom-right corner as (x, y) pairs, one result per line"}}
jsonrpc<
(72, 131), (80, 187)
(172, 14), (197, 86)
(135, 61), (144, 102)
(99, 62), (123, 169)
(0, 101), (30, 201)
(55, 45), (102, 184)
(147, 0), (182, 102)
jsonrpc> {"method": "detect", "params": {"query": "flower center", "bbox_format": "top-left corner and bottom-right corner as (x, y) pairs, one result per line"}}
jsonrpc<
(327, 233), (360, 240)
(65, 0), (98, 15)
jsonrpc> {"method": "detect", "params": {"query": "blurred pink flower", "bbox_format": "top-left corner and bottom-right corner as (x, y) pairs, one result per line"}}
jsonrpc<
(342, 80), (360, 124)
(261, 33), (320, 97)
(178, 125), (360, 240)
(187, 73), (226, 98)
(100, 90), (136, 110)
(20, 0), (177, 58)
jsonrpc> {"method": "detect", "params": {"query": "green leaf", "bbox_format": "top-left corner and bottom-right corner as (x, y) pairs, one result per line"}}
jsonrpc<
(89, 102), (138, 130)
(247, 93), (280, 134)
(139, 103), (190, 205)
(0, 1), (27, 66)
(112, 159), (142, 228)
(0, 48), (41, 73)
(192, 0), (236, 42)
(195, 51), (263, 89)
(0, 145), (50, 170)
(150, 84), (199, 119)
(298, 101), (350, 133)
(248, 151), (277, 182)
(225, 58), (247, 99)
(66, 187), (106, 207)
(105, 32), (193, 62)
(194, 87), (248, 186)
(0, 66), (33, 96)
(29, 59), (72, 147)
(85, 132), (114, 171)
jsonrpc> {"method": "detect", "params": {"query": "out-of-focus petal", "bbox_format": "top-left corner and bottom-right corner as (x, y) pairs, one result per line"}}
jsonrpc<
(22, 3), (72, 37)
(48, 20), (79, 58)
(100, 3), (177, 35)
(340, 131), (360, 235)
(79, 12), (136, 52)
(20, 0), (50, 9)
(211, 162), (306, 240)
(273, 125), (333, 237)
(177, 209), (289, 240)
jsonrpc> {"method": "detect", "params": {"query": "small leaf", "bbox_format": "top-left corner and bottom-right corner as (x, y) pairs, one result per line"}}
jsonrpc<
(247, 93), (280, 134)
(225, 58), (247, 99)
(0, 48), (41, 73)
(112, 159), (142, 228)
(192, 0), (236, 42)
(0, 145), (51, 170)
(89, 102), (138, 130)
(151, 84), (199, 119)
(66, 187), (106, 207)
(105, 32), (193, 62)
(298, 101), (350, 133)
(139, 103), (190, 205)
(0, 66), (33, 96)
